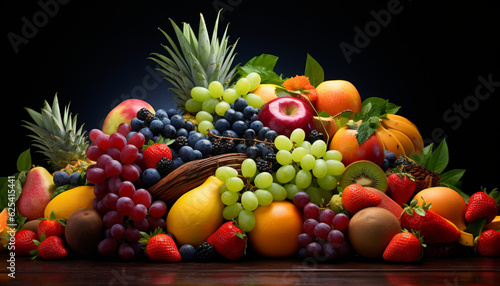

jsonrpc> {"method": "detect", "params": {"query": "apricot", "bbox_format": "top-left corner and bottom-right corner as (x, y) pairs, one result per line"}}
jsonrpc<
(315, 80), (362, 117)
(251, 84), (279, 103)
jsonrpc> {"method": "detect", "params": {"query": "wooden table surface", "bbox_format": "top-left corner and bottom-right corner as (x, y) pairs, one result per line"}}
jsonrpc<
(1, 253), (499, 285)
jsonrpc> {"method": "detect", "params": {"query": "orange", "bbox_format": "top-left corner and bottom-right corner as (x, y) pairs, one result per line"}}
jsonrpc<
(0, 208), (13, 251)
(412, 187), (467, 231)
(248, 201), (303, 257)
(251, 84), (279, 103)
(315, 80), (362, 117)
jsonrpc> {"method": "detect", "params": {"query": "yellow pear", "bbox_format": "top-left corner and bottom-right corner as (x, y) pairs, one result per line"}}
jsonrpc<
(166, 176), (224, 247)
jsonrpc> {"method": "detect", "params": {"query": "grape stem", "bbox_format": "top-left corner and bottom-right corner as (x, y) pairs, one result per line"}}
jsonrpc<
(207, 130), (275, 147)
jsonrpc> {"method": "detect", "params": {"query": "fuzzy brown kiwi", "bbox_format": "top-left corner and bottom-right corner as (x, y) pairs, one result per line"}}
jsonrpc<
(65, 209), (104, 257)
(339, 160), (387, 192)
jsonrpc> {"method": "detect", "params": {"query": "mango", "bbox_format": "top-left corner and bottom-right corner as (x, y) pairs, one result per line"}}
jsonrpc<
(18, 166), (56, 220)
(44, 186), (95, 220)
(166, 176), (224, 247)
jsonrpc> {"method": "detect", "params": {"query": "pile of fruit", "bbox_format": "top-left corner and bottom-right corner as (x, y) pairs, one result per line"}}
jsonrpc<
(2, 12), (499, 263)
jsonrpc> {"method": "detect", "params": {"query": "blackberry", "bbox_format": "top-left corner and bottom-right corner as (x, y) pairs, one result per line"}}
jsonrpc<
(393, 157), (414, 169)
(212, 139), (235, 156)
(256, 158), (272, 173)
(308, 130), (325, 143)
(144, 116), (159, 127)
(264, 152), (281, 172)
(194, 242), (217, 262)
(137, 108), (153, 120)
(172, 136), (189, 151)
(156, 157), (173, 177)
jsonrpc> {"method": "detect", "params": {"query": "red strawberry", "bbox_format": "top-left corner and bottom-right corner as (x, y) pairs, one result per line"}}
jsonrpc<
(12, 230), (38, 255)
(465, 188), (499, 224)
(475, 229), (500, 256)
(386, 172), (416, 206)
(37, 211), (66, 240)
(341, 184), (382, 214)
(143, 141), (173, 169)
(32, 235), (68, 260)
(400, 199), (460, 244)
(141, 229), (181, 262)
(383, 229), (426, 262)
(207, 221), (247, 260)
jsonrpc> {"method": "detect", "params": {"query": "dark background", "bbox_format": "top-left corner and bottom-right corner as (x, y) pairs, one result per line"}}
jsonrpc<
(2, 0), (499, 195)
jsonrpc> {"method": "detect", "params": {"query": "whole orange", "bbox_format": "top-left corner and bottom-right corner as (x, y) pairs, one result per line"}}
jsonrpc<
(315, 80), (362, 117)
(248, 201), (303, 257)
(412, 187), (467, 230)
(251, 84), (279, 103)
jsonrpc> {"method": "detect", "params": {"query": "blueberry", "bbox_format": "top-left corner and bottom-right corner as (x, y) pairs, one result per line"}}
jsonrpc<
(149, 119), (164, 134)
(234, 111), (244, 122)
(189, 149), (203, 161)
(207, 129), (220, 141)
(179, 146), (194, 162)
(167, 108), (179, 118)
(250, 120), (264, 133)
(214, 118), (231, 133)
(231, 120), (248, 136)
(243, 105), (256, 118)
(224, 108), (237, 123)
(265, 130), (278, 142)
(170, 114), (185, 129)
(179, 244), (196, 262)
(162, 124), (177, 139)
(261, 146), (275, 158)
(53, 171), (69, 186)
(142, 168), (161, 188)
(139, 127), (154, 143)
(250, 113), (259, 121)
(234, 97), (248, 111)
(244, 128), (256, 140)
(175, 128), (188, 138)
(258, 127), (270, 140)
(188, 132), (205, 147)
(130, 118), (144, 131)
(155, 109), (168, 119)
(385, 151), (397, 167)
(381, 159), (389, 172)
(235, 143), (247, 153)
(161, 117), (171, 126)
(246, 146), (261, 159)
(194, 139), (213, 157)
(184, 120), (195, 132)
(222, 129), (239, 139)
(172, 157), (185, 170)
(69, 172), (80, 186)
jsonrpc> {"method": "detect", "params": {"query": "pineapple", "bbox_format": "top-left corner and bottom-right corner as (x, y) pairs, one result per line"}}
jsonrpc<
(23, 94), (89, 171)
(148, 11), (238, 110)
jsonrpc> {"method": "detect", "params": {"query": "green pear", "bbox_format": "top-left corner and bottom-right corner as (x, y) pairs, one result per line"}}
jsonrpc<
(17, 166), (56, 220)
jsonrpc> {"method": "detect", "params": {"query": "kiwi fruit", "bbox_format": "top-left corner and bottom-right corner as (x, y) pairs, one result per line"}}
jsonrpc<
(348, 207), (401, 259)
(20, 220), (41, 232)
(65, 209), (104, 257)
(339, 160), (387, 192)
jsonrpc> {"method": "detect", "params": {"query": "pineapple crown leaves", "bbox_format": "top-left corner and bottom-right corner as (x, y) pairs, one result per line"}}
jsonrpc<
(22, 94), (89, 170)
(401, 198), (432, 218)
(148, 10), (238, 108)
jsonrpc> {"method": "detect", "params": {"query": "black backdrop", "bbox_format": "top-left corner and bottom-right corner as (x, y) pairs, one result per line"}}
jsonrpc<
(3, 0), (499, 196)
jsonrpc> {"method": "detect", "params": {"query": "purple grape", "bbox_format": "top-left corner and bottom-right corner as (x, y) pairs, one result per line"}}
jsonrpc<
(332, 213), (349, 231)
(314, 222), (331, 241)
(116, 197), (135, 216)
(327, 229), (345, 246)
(319, 208), (335, 225)
(303, 218), (318, 236)
(306, 242), (322, 258)
(118, 243), (135, 261)
(110, 224), (125, 239)
(98, 238), (118, 256)
(297, 233), (314, 248)
(293, 192), (310, 208)
(303, 202), (320, 219)
(125, 227), (141, 242)
(323, 243), (339, 261)
(102, 211), (123, 228)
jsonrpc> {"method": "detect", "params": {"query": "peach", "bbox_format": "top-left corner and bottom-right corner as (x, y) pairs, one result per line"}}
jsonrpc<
(102, 99), (155, 135)
(315, 80), (362, 117)
(251, 84), (279, 103)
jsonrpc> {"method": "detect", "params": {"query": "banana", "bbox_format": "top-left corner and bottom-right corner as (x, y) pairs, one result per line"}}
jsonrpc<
(458, 230), (474, 247)
(386, 114), (417, 128)
(376, 124), (406, 158)
(381, 116), (424, 154)
(484, 216), (500, 231)
(386, 128), (416, 156)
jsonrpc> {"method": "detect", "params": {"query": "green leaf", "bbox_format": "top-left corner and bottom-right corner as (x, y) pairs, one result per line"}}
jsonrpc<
(439, 169), (466, 187)
(465, 217), (486, 238)
(304, 54), (324, 87)
(237, 54), (284, 85)
(356, 120), (378, 146)
(244, 54), (279, 70)
(426, 139), (449, 173)
(16, 149), (31, 173)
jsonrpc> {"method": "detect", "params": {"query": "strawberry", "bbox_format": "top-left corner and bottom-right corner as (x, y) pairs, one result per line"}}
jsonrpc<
(142, 138), (173, 169)
(140, 228), (181, 262)
(383, 229), (426, 262)
(206, 221), (247, 260)
(341, 184), (381, 214)
(37, 210), (66, 240)
(475, 229), (500, 256)
(12, 230), (38, 255)
(385, 171), (416, 206)
(400, 199), (461, 244)
(32, 235), (68, 260)
(465, 188), (499, 224)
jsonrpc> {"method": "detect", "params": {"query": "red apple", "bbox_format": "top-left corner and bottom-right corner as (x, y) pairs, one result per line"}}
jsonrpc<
(329, 124), (385, 166)
(102, 99), (155, 135)
(258, 96), (316, 137)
